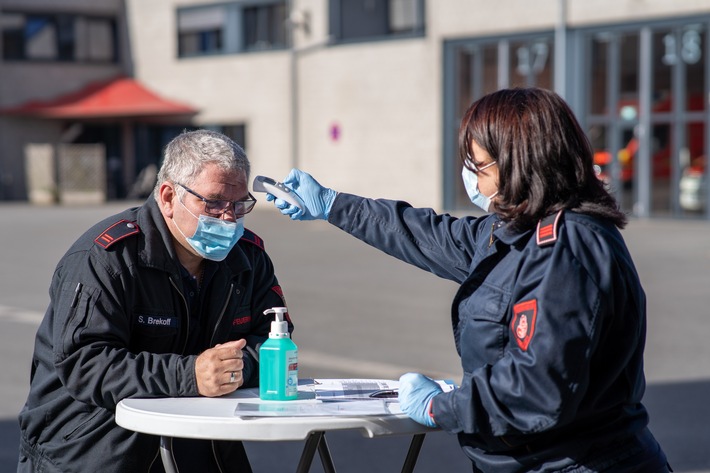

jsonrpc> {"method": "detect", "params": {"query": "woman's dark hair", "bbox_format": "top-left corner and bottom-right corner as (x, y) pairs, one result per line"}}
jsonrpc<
(458, 87), (627, 230)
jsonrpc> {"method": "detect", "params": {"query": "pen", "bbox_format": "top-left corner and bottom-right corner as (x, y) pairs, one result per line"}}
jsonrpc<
(369, 389), (398, 399)
(70, 283), (83, 308)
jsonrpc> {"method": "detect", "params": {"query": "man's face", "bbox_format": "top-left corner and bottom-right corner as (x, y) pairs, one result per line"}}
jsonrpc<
(163, 162), (249, 256)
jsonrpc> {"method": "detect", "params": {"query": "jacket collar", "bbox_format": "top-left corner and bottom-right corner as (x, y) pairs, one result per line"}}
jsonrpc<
(488, 214), (534, 248)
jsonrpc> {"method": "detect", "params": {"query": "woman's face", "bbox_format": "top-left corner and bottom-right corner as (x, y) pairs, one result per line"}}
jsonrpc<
(470, 140), (499, 198)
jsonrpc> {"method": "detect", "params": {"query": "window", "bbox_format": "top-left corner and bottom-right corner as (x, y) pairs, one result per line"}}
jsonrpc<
(207, 124), (247, 150)
(243, 3), (287, 51)
(584, 23), (707, 217)
(177, 6), (225, 56)
(177, 2), (288, 58)
(329, 0), (425, 43)
(444, 34), (554, 210)
(0, 11), (117, 62)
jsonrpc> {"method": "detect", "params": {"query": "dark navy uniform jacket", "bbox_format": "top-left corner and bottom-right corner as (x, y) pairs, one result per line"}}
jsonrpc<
(18, 197), (291, 473)
(329, 193), (667, 472)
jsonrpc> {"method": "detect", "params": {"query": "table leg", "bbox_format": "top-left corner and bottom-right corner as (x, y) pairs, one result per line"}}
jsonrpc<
(400, 433), (426, 473)
(160, 436), (179, 473)
(296, 431), (323, 473)
(317, 434), (337, 473)
(295, 431), (337, 473)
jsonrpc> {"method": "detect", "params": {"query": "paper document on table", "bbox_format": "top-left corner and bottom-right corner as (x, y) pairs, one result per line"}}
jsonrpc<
(234, 400), (401, 417)
(233, 379), (456, 417)
(311, 378), (456, 401)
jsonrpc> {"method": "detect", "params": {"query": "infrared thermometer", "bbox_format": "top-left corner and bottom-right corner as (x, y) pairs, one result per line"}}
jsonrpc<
(252, 175), (305, 210)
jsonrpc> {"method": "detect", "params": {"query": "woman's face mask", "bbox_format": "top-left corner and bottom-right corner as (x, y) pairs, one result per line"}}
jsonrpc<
(174, 198), (244, 261)
(461, 163), (498, 212)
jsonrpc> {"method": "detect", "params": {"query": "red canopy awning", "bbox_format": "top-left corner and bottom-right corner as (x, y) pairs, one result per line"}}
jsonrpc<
(1, 76), (198, 120)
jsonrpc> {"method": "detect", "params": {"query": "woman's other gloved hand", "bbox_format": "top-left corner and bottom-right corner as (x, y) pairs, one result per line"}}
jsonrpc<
(398, 372), (442, 428)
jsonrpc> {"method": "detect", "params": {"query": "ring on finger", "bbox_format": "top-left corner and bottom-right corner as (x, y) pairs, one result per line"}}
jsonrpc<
(230, 371), (236, 384)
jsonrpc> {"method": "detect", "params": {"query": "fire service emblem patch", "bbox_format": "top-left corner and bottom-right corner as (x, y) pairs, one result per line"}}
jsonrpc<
(511, 299), (537, 351)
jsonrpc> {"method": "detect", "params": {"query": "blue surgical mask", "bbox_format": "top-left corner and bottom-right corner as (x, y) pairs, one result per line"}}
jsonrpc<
(462, 166), (498, 212)
(175, 200), (244, 261)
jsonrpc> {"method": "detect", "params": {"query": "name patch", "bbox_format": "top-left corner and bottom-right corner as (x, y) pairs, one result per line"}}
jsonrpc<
(136, 314), (178, 329)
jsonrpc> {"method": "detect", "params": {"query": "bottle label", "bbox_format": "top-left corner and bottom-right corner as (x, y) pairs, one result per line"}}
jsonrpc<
(286, 349), (298, 397)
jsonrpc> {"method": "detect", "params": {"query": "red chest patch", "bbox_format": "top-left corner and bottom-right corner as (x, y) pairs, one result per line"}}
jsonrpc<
(232, 315), (251, 326)
(511, 299), (537, 351)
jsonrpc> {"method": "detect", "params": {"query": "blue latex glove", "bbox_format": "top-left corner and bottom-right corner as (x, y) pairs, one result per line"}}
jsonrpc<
(398, 373), (442, 428)
(266, 168), (337, 221)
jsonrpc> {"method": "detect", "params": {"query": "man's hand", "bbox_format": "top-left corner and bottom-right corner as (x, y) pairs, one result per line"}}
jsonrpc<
(195, 339), (247, 397)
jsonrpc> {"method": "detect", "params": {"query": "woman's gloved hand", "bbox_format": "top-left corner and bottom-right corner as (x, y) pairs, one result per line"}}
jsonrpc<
(398, 373), (442, 428)
(266, 168), (337, 221)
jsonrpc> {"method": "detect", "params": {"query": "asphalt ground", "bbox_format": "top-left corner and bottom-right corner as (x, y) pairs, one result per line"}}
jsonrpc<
(0, 200), (708, 472)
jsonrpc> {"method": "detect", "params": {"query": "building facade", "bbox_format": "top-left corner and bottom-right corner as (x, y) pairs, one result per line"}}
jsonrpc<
(1, 0), (708, 218)
(0, 0), (127, 200)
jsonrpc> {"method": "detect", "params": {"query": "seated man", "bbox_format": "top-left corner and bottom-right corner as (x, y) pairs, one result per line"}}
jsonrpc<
(18, 129), (292, 473)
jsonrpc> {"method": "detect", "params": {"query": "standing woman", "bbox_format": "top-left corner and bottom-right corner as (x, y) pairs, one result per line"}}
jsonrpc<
(268, 88), (670, 471)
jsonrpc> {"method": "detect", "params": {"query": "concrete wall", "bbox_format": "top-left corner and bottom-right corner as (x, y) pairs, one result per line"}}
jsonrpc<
(0, 120), (63, 200)
(0, 0), (127, 199)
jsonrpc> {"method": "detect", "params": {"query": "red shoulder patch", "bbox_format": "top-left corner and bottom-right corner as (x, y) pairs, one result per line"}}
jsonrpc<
(536, 210), (563, 246)
(239, 228), (264, 250)
(511, 299), (537, 351)
(94, 220), (140, 249)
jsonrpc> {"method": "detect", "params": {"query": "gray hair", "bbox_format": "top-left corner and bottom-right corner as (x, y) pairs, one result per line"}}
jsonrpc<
(153, 129), (249, 201)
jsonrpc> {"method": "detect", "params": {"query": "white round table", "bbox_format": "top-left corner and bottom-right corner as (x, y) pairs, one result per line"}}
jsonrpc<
(115, 380), (436, 473)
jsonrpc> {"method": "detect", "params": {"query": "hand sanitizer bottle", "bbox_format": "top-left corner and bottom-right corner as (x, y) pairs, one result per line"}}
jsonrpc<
(259, 307), (298, 400)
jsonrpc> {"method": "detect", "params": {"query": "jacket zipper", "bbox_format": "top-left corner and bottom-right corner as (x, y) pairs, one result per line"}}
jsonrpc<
(147, 448), (161, 472)
(209, 282), (234, 345)
(169, 276), (190, 354)
(212, 440), (225, 473)
(152, 277), (190, 471)
(209, 282), (234, 472)
(166, 278), (236, 471)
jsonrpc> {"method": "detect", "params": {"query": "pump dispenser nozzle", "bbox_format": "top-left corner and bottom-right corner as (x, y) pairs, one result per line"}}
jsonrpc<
(260, 306), (298, 400)
(264, 307), (289, 338)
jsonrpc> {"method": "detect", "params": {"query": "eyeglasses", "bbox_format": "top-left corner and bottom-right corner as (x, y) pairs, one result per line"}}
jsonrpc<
(465, 153), (497, 173)
(176, 183), (257, 217)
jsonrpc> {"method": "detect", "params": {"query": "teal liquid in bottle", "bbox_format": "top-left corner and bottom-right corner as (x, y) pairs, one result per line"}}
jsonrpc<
(259, 307), (298, 401)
